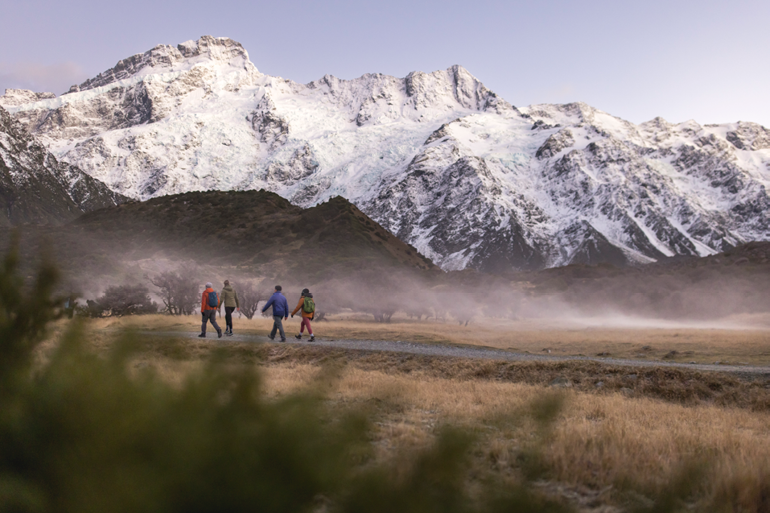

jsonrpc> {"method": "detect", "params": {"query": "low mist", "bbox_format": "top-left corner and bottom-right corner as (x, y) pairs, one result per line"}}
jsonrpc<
(4, 226), (769, 329)
(68, 255), (770, 332)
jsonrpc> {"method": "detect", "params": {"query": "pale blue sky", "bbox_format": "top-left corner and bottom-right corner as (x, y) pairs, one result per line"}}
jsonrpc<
(1, 0), (768, 127)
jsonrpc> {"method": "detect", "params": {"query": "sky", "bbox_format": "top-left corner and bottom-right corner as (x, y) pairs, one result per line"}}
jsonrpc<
(1, 0), (768, 127)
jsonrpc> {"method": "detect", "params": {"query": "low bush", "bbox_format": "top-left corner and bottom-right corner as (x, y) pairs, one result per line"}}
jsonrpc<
(83, 284), (158, 317)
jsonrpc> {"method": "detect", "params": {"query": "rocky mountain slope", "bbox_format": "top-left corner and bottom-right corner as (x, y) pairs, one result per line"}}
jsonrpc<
(0, 190), (436, 297)
(0, 105), (125, 226)
(2, 36), (768, 270)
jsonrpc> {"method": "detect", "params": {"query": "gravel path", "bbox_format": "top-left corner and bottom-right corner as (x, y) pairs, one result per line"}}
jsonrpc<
(144, 331), (770, 378)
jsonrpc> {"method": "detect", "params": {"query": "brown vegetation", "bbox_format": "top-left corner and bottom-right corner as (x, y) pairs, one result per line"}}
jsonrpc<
(89, 330), (770, 512)
(260, 364), (770, 511)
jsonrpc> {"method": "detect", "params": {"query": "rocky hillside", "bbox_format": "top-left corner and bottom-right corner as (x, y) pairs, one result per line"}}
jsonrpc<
(2, 36), (768, 270)
(0, 105), (125, 226)
(2, 189), (436, 290)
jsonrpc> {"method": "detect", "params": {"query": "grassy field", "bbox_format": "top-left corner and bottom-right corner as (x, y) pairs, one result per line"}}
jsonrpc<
(54, 313), (770, 511)
(81, 326), (770, 512)
(29, 314), (770, 511)
(86, 313), (770, 366)
(260, 363), (770, 510)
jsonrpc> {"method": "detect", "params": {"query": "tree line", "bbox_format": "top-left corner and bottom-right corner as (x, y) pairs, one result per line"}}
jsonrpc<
(71, 267), (536, 325)
(73, 269), (271, 320)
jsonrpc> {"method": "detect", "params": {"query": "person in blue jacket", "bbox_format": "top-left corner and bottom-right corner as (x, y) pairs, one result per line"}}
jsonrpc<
(262, 285), (289, 342)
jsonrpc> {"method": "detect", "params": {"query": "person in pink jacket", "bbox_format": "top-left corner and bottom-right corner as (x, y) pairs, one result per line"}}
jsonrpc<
(291, 288), (315, 342)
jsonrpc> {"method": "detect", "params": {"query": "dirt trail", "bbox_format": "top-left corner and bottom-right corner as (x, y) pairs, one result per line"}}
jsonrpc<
(144, 331), (770, 378)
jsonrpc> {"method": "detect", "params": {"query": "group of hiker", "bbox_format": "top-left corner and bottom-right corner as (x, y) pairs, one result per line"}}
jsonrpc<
(199, 281), (315, 342)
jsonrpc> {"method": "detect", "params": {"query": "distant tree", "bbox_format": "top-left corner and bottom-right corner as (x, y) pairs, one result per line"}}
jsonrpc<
(90, 284), (158, 317)
(238, 280), (269, 320)
(150, 270), (199, 315)
(406, 307), (431, 321)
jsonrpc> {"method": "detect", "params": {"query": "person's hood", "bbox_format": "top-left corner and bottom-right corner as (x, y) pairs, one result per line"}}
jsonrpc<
(204, 287), (214, 292)
(223, 285), (233, 291)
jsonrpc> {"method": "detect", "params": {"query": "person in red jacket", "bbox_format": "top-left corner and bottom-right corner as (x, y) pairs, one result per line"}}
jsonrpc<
(291, 288), (315, 342)
(199, 282), (222, 338)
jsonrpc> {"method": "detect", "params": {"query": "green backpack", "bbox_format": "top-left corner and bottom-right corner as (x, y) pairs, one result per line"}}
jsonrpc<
(302, 297), (315, 314)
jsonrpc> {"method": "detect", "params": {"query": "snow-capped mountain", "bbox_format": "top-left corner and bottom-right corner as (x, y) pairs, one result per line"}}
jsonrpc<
(0, 105), (125, 227)
(2, 36), (768, 270)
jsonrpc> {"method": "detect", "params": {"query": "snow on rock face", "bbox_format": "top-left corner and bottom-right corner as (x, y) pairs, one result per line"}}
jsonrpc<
(1, 36), (769, 270)
(0, 105), (125, 226)
(0, 89), (56, 107)
(364, 104), (770, 271)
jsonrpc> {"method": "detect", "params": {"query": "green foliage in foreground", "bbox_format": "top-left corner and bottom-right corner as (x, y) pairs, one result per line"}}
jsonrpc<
(0, 235), (711, 512)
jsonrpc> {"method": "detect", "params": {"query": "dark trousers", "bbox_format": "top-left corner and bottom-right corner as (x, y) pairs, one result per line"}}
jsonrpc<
(201, 310), (221, 335)
(270, 316), (286, 340)
(224, 307), (236, 330)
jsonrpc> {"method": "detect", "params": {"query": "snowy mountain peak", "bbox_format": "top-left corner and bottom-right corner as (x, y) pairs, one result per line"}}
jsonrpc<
(66, 36), (253, 94)
(402, 64), (515, 115)
(302, 64), (517, 128)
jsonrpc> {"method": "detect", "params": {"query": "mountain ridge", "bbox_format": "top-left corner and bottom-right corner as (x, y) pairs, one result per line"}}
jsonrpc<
(2, 35), (768, 271)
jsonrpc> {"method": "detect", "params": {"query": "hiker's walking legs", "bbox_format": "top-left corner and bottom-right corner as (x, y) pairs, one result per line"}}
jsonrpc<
(225, 306), (235, 331)
(210, 310), (221, 334)
(271, 315), (285, 340)
(300, 317), (313, 335)
(201, 310), (221, 335)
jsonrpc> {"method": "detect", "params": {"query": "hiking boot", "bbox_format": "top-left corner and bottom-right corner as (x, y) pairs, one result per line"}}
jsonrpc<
(280, 338), (287, 342)
(309, 336), (315, 342)
(268, 336), (275, 341)
(226, 331), (233, 337)
(198, 333), (206, 338)
(217, 330), (223, 339)
(295, 334), (302, 340)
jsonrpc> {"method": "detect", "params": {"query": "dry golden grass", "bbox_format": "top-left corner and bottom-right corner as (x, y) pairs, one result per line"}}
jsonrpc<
(255, 363), (770, 510)
(46, 318), (770, 511)
(85, 313), (770, 365)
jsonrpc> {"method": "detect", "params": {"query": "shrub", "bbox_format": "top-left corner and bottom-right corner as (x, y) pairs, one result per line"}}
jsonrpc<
(88, 284), (158, 317)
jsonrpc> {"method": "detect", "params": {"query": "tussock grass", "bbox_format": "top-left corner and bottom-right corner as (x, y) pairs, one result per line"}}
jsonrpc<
(39, 307), (770, 511)
(30, 320), (770, 511)
(215, 362), (770, 511)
